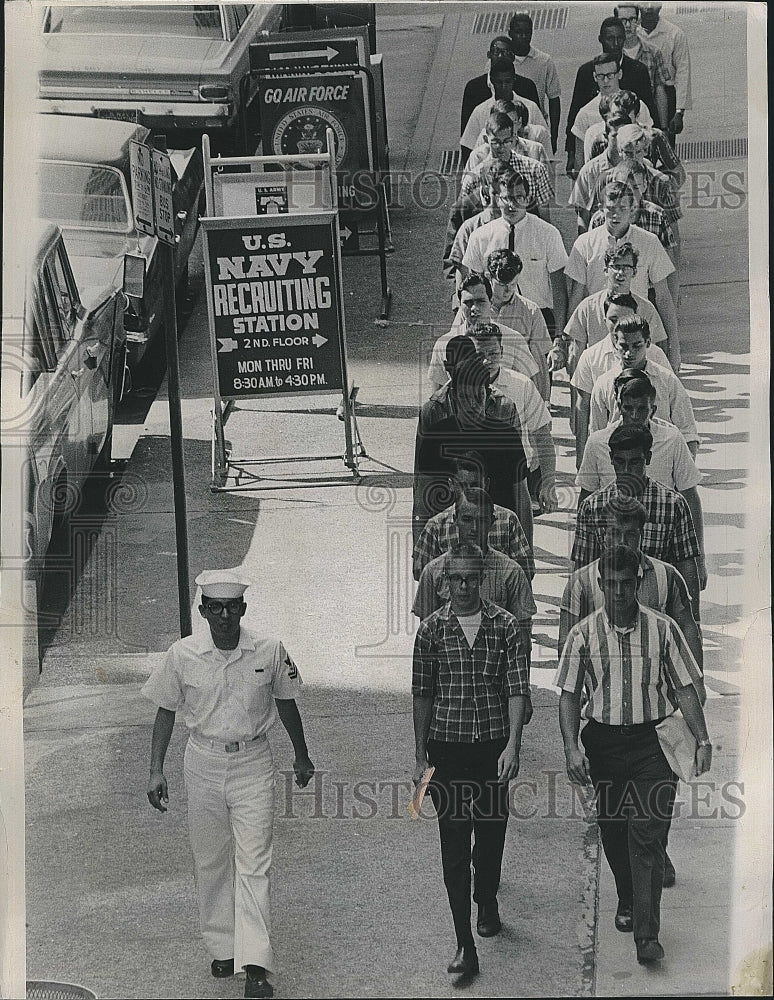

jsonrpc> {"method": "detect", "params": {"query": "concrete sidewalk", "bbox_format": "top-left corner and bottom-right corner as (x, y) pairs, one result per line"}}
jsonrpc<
(24, 4), (761, 998)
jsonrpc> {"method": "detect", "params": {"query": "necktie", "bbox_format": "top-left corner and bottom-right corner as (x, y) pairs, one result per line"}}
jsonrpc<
(508, 222), (515, 251)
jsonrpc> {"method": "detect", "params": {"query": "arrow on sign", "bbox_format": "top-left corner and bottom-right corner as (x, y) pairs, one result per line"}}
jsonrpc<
(217, 338), (239, 353)
(312, 334), (328, 348)
(339, 226), (352, 243)
(269, 46), (339, 62)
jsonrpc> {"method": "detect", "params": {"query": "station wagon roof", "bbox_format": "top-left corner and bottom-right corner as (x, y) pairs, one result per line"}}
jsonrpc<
(37, 114), (151, 168)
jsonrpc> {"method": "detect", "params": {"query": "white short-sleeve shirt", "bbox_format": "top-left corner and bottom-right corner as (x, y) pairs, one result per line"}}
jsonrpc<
(564, 289), (668, 348)
(565, 224), (675, 296)
(462, 215), (568, 308)
(490, 366), (551, 467)
(141, 628), (303, 742)
(576, 417), (701, 493)
(571, 94), (653, 142)
(590, 359), (699, 444)
(571, 334), (670, 394)
(427, 323), (539, 391)
(461, 95), (549, 149)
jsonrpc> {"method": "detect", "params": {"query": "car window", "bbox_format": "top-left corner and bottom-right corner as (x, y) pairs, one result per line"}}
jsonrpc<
(41, 256), (75, 355)
(22, 310), (51, 394)
(44, 5), (225, 39)
(39, 161), (132, 234)
(231, 5), (249, 31)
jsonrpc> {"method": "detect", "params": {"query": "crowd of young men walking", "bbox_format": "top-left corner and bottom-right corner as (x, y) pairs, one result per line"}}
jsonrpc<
(412, 5), (711, 979)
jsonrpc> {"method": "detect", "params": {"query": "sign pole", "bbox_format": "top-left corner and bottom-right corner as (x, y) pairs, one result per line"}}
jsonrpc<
(152, 137), (192, 638)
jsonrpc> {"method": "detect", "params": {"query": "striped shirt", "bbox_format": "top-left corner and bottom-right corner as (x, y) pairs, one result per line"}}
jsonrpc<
(590, 359), (699, 445)
(558, 554), (697, 655)
(554, 604), (702, 724)
(413, 504), (534, 581)
(576, 417), (701, 494)
(572, 478), (701, 568)
(412, 548), (537, 623)
(413, 598), (531, 743)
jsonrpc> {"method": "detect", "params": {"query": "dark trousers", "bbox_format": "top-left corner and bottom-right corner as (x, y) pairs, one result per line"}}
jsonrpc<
(427, 738), (509, 947)
(665, 85), (679, 145)
(581, 721), (677, 941)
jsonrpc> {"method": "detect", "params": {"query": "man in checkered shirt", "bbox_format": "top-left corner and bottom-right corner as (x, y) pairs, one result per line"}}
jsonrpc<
(412, 541), (531, 976)
(572, 423), (702, 610)
(412, 451), (534, 582)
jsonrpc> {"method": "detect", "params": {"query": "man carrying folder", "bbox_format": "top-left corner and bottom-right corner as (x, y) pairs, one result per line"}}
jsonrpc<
(412, 542), (531, 978)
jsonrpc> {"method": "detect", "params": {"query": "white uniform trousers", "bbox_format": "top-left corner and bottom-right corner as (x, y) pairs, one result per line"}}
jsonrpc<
(183, 734), (275, 972)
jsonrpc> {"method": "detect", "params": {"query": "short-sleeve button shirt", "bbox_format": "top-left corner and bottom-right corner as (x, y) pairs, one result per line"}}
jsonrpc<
(513, 46), (562, 107)
(571, 477), (701, 567)
(412, 598), (531, 743)
(412, 548), (536, 624)
(554, 604), (702, 724)
(564, 289), (667, 349)
(463, 215), (568, 309)
(428, 324), (539, 391)
(576, 417), (702, 494)
(571, 94), (652, 143)
(461, 95), (549, 149)
(141, 628), (303, 742)
(570, 334), (670, 394)
(565, 223), (675, 296)
(590, 358), (698, 444)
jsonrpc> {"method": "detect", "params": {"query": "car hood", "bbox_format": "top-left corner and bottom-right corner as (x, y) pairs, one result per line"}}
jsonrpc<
(41, 34), (229, 77)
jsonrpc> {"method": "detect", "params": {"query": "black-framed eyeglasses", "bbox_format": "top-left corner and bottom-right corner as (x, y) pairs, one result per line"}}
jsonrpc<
(594, 70), (620, 81)
(619, 15), (639, 25)
(204, 599), (243, 615)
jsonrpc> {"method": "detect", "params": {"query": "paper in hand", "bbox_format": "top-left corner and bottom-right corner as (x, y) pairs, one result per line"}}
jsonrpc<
(408, 766), (435, 819)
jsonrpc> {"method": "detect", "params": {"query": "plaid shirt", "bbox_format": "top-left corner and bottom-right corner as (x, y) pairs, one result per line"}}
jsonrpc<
(413, 503), (534, 580)
(627, 37), (671, 91)
(460, 151), (554, 208)
(554, 604), (702, 724)
(413, 598), (530, 743)
(572, 478), (700, 567)
(590, 198), (676, 249)
(588, 130), (684, 184)
(592, 160), (682, 224)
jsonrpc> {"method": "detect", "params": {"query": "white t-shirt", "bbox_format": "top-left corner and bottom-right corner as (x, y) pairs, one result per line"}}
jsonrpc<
(456, 610), (482, 647)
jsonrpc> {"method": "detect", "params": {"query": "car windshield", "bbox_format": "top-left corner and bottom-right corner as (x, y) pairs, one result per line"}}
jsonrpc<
(39, 162), (132, 234)
(44, 5), (224, 39)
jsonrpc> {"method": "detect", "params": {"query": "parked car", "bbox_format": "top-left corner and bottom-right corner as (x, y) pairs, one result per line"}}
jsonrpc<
(37, 114), (204, 372)
(38, 3), (284, 153)
(19, 222), (127, 574)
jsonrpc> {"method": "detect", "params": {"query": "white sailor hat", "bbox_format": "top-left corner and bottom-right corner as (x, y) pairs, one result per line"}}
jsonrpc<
(195, 569), (250, 599)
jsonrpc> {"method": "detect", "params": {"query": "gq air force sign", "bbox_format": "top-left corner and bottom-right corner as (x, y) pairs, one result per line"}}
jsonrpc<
(203, 214), (344, 400)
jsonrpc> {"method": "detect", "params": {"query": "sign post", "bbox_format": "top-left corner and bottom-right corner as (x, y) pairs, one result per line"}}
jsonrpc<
(201, 131), (360, 491)
(129, 137), (192, 637)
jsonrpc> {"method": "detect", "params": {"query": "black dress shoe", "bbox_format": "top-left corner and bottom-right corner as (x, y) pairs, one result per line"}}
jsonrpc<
(245, 966), (273, 999)
(211, 958), (235, 978)
(614, 903), (633, 933)
(663, 854), (676, 887)
(477, 899), (502, 937)
(447, 945), (479, 975)
(636, 938), (665, 964)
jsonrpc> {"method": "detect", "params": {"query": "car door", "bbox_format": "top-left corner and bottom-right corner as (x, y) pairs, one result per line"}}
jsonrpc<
(40, 242), (95, 482)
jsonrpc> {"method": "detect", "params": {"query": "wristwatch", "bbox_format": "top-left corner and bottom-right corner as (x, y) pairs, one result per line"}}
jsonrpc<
(697, 738), (712, 748)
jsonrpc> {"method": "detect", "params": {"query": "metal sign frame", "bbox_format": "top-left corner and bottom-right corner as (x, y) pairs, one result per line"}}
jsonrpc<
(202, 130), (361, 491)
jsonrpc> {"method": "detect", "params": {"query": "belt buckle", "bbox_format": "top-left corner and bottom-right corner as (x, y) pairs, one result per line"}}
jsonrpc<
(224, 741), (240, 753)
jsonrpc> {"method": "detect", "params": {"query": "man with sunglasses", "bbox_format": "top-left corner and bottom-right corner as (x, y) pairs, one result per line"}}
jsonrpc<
(143, 570), (315, 999)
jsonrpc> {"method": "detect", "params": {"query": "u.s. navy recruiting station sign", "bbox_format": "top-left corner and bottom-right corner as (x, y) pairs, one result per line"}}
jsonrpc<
(202, 213), (345, 400)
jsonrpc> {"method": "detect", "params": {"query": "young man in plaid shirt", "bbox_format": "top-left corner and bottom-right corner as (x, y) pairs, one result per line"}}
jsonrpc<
(412, 451), (534, 582)
(413, 541), (531, 977)
(572, 423), (703, 609)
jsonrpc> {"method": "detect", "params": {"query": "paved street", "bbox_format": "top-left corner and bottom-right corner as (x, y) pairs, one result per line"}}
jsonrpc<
(22, 4), (769, 998)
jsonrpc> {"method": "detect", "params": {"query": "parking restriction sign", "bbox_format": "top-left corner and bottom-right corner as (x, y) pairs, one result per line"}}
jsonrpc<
(151, 148), (175, 245)
(129, 140), (154, 236)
